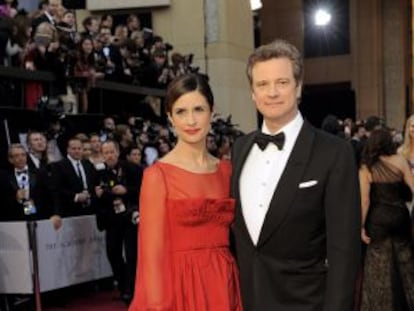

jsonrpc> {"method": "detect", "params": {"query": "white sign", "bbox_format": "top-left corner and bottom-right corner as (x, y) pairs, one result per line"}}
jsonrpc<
(0, 216), (112, 294)
(0, 222), (32, 294)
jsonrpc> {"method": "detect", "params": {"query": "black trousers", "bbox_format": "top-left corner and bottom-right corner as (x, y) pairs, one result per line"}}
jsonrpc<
(105, 220), (137, 296)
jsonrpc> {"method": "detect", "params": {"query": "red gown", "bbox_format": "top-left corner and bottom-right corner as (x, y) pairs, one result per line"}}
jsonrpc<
(129, 160), (243, 311)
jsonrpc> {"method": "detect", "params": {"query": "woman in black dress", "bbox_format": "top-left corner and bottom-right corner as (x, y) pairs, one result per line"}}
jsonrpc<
(360, 128), (414, 310)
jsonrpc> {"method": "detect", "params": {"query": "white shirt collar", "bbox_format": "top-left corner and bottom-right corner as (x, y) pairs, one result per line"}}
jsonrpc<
(14, 165), (29, 173)
(67, 155), (81, 166)
(44, 11), (54, 23)
(261, 112), (304, 143)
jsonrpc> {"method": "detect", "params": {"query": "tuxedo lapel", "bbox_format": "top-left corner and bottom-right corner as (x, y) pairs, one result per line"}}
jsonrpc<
(8, 172), (18, 191)
(232, 131), (259, 247)
(257, 121), (315, 247)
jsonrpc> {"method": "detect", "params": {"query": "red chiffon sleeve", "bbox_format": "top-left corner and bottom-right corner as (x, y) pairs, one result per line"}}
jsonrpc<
(129, 165), (173, 311)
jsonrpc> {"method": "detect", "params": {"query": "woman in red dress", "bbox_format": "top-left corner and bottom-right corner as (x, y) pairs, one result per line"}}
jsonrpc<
(129, 73), (243, 311)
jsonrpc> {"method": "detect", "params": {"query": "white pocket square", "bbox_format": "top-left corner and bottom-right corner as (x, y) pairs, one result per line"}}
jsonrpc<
(299, 180), (318, 188)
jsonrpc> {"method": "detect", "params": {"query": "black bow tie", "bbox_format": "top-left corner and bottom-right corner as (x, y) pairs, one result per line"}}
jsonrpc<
(254, 132), (285, 151)
(16, 169), (28, 176)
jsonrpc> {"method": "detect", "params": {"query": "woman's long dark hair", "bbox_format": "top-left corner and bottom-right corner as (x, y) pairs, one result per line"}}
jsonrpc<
(361, 128), (396, 169)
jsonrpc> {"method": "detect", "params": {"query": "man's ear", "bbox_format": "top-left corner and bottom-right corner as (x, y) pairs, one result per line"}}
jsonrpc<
(251, 91), (256, 103)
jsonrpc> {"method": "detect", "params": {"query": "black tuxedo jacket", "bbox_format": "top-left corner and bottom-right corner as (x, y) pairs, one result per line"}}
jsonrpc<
(0, 168), (47, 221)
(50, 158), (97, 217)
(230, 121), (361, 311)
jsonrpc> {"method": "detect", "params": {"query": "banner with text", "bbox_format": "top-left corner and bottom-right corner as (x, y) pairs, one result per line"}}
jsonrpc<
(0, 216), (112, 294)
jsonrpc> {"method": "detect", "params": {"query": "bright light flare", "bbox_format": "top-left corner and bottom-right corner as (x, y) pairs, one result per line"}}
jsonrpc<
(250, 0), (262, 11)
(314, 8), (332, 26)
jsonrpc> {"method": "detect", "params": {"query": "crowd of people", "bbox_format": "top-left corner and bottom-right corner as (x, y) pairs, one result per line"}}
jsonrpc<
(0, 0), (201, 113)
(1, 20), (414, 311)
(0, 109), (243, 306)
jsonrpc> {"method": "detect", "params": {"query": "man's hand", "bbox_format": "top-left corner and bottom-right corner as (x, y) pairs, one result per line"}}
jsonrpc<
(77, 191), (90, 203)
(50, 215), (62, 230)
(16, 189), (28, 202)
(112, 185), (127, 196)
(95, 186), (104, 198)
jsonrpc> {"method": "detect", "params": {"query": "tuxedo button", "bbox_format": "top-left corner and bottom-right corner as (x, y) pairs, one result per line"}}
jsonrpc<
(261, 182), (266, 186)
(266, 160), (270, 164)
(259, 204), (263, 207)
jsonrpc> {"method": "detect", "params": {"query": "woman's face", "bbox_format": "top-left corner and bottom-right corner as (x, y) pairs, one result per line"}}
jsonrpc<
(81, 39), (93, 54)
(169, 90), (212, 146)
(408, 120), (414, 140)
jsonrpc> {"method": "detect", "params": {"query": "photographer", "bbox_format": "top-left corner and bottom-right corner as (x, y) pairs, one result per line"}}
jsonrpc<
(94, 140), (143, 304)
(141, 47), (172, 88)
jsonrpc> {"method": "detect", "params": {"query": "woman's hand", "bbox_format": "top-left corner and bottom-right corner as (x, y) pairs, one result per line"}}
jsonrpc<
(361, 228), (371, 244)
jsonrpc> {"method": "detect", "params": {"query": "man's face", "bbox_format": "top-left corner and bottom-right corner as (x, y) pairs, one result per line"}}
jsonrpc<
(99, 28), (111, 45)
(127, 149), (141, 165)
(251, 57), (302, 132)
(62, 12), (75, 27)
(90, 135), (101, 153)
(88, 18), (99, 34)
(357, 127), (366, 139)
(123, 128), (133, 143)
(9, 147), (27, 169)
(28, 133), (47, 153)
(102, 142), (119, 167)
(103, 118), (115, 131)
(47, 0), (61, 16)
(67, 139), (83, 160)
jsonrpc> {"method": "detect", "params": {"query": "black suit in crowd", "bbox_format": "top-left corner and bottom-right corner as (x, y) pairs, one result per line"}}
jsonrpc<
(231, 121), (361, 311)
(50, 158), (97, 217)
(94, 161), (143, 299)
(0, 168), (48, 221)
(32, 13), (54, 33)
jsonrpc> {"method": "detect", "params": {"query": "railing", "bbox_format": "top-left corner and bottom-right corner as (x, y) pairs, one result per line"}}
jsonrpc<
(0, 65), (166, 112)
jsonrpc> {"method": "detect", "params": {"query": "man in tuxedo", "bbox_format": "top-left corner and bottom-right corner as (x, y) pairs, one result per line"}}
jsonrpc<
(26, 131), (48, 171)
(50, 137), (97, 220)
(231, 39), (361, 311)
(32, 0), (60, 31)
(0, 144), (46, 221)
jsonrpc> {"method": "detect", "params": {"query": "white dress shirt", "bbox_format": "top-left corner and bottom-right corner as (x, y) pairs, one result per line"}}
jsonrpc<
(15, 165), (30, 200)
(240, 113), (304, 245)
(28, 153), (40, 169)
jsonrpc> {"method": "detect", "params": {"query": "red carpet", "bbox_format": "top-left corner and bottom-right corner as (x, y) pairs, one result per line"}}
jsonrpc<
(43, 289), (128, 311)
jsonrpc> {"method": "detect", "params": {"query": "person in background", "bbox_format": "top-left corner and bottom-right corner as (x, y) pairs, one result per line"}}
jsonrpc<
(398, 114), (414, 175)
(359, 128), (414, 310)
(125, 145), (142, 166)
(129, 73), (243, 311)
(50, 137), (97, 220)
(88, 132), (105, 170)
(95, 140), (142, 305)
(1, 144), (48, 221)
(26, 130), (48, 170)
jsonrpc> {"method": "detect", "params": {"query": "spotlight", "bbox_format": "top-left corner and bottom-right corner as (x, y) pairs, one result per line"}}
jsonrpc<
(250, 0), (262, 11)
(314, 8), (331, 26)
